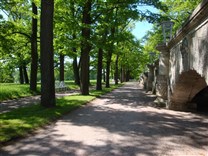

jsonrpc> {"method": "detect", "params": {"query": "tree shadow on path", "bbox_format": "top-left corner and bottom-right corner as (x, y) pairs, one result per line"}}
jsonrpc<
(1, 82), (208, 156)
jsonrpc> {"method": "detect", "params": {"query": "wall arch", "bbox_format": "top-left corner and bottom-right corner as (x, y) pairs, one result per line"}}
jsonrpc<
(168, 70), (207, 111)
(191, 86), (208, 112)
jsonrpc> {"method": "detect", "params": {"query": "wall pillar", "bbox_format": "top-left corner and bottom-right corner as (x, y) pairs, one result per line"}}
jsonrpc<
(146, 64), (155, 92)
(155, 43), (170, 105)
(152, 60), (159, 94)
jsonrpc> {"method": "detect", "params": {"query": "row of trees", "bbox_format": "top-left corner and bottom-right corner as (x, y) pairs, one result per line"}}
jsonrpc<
(0, 0), (168, 107)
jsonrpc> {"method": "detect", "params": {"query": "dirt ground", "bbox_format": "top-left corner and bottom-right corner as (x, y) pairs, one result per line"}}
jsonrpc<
(1, 82), (208, 156)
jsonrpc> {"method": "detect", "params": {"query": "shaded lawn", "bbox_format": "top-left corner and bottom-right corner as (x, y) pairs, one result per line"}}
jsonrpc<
(0, 84), (123, 144)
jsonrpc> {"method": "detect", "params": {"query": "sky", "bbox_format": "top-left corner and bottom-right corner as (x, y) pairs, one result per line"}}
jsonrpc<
(131, 5), (159, 40)
(131, 21), (153, 40)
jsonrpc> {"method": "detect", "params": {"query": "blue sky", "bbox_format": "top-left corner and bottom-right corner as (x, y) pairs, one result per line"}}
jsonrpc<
(132, 21), (153, 40)
(131, 5), (159, 40)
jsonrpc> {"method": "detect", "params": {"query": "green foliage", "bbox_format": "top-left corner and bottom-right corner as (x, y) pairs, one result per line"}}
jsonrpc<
(142, 26), (162, 65)
(0, 0), (33, 84)
(54, 0), (82, 57)
(0, 0), (171, 85)
(115, 34), (147, 79)
(0, 84), (122, 143)
(141, 0), (201, 74)
(0, 61), (15, 83)
(161, 0), (202, 31)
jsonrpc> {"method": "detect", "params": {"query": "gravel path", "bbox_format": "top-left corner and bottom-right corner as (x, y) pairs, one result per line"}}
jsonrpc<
(1, 82), (208, 156)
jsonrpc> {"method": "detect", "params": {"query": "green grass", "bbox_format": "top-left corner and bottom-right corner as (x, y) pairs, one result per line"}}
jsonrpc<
(0, 81), (79, 102)
(0, 84), (41, 102)
(63, 81), (80, 90)
(0, 84), (123, 144)
(0, 80), (114, 102)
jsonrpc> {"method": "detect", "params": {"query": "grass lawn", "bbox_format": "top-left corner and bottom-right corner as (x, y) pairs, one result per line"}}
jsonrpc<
(0, 81), (80, 102)
(0, 84), (41, 102)
(0, 84), (123, 144)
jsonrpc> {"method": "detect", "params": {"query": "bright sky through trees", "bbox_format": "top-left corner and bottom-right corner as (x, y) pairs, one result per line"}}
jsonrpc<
(132, 21), (153, 39)
(132, 5), (159, 40)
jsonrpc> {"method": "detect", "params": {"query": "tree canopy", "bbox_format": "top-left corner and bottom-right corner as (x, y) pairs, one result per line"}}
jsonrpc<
(0, 0), (201, 105)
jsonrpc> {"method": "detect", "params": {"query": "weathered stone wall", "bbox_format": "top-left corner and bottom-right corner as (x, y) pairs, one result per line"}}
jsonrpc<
(190, 19), (208, 82)
(169, 18), (208, 90)
(157, 0), (208, 111)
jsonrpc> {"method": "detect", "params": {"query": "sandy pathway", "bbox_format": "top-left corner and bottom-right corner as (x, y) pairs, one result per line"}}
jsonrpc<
(1, 82), (208, 156)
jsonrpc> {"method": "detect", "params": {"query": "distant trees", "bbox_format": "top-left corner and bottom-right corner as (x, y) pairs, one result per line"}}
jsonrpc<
(0, 1), (31, 84)
(0, 0), (176, 100)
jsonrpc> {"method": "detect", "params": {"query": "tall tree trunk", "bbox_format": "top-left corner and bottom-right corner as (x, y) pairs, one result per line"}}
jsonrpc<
(30, 2), (38, 92)
(23, 64), (29, 84)
(72, 36), (80, 85)
(59, 54), (64, 81)
(40, 0), (55, 107)
(96, 48), (103, 90)
(19, 66), (24, 84)
(80, 0), (91, 95)
(120, 66), (124, 83)
(126, 69), (130, 82)
(114, 55), (119, 85)
(105, 56), (111, 88)
(105, 27), (115, 88)
(121, 66), (126, 82)
(71, 3), (80, 85)
(103, 69), (106, 82)
(73, 54), (80, 85)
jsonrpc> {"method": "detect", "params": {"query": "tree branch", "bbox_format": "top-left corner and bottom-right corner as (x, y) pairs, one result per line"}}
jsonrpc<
(12, 31), (31, 40)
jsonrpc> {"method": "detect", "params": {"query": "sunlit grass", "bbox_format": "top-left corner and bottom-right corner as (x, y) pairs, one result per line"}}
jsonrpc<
(0, 84), (41, 102)
(63, 81), (80, 90)
(0, 80), (117, 102)
(0, 80), (97, 102)
(0, 83), (123, 144)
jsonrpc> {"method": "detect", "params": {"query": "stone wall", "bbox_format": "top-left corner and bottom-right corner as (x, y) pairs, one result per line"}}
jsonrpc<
(169, 17), (208, 90)
(155, 0), (208, 111)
